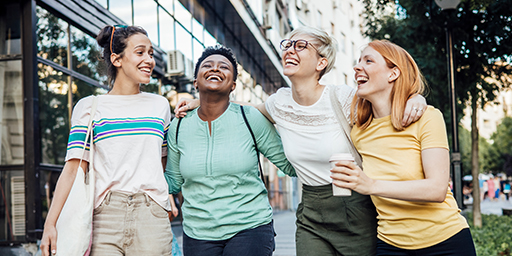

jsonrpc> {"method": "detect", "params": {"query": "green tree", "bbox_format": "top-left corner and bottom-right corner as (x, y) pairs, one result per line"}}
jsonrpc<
(484, 116), (512, 177)
(459, 125), (490, 176)
(361, 0), (512, 228)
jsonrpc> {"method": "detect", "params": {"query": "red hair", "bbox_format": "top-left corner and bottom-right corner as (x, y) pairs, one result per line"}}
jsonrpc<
(350, 40), (426, 131)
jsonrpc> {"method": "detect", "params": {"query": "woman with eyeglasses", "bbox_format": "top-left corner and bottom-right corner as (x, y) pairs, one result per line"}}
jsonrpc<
(331, 40), (475, 256)
(40, 25), (175, 256)
(175, 26), (427, 255)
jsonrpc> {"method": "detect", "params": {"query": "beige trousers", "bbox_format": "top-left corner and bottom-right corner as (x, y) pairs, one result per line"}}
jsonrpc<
(91, 191), (173, 255)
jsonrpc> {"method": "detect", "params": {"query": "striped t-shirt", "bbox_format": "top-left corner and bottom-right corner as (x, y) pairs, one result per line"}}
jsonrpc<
(65, 92), (171, 210)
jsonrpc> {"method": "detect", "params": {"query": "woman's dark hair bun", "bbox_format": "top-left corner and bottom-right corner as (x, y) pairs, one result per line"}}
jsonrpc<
(96, 26), (113, 49)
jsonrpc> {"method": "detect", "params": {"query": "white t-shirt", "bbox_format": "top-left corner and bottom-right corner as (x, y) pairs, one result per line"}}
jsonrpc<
(65, 92), (171, 209)
(265, 84), (355, 186)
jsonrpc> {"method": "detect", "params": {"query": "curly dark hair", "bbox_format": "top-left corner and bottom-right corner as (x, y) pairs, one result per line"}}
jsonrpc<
(96, 25), (148, 88)
(194, 45), (238, 79)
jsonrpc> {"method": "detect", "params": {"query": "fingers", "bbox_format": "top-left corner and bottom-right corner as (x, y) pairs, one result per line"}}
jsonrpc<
(402, 105), (424, 126)
(174, 105), (189, 118)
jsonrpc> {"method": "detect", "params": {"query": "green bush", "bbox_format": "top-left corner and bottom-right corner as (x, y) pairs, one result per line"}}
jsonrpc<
(468, 213), (512, 256)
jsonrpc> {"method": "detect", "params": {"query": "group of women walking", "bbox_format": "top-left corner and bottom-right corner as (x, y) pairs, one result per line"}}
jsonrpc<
(39, 22), (476, 256)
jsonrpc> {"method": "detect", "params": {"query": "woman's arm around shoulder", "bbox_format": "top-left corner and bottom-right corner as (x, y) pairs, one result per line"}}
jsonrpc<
(165, 117), (184, 195)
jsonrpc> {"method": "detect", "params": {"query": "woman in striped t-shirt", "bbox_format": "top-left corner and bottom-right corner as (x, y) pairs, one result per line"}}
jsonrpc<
(40, 25), (176, 256)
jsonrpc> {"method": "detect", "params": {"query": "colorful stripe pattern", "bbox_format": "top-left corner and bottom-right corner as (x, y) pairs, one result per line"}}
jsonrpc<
(67, 117), (169, 150)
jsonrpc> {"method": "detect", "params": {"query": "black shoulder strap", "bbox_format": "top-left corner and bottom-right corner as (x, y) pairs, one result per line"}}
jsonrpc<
(175, 117), (183, 144)
(240, 105), (267, 187)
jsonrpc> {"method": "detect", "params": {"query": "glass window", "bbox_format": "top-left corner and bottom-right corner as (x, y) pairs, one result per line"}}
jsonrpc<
(0, 3), (21, 55)
(193, 38), (204, 63)
(158, 0), (174, 16)
(70, 26), (108, 87)
(176, 25), (192, 61)
(204, 30), (217, 47)
(134, 0), (158, 43)
(38, 63), (71, 165)
(174, 1), (191, 31)
(109, 0), (132, 24)
(158, 8), (176, 52)
(36, 7), (68, 67)
(0, 169), (25, 241)
(38, 62), (104, 165)
(0, 60), (23, 165)
(192, 19), (203, 42)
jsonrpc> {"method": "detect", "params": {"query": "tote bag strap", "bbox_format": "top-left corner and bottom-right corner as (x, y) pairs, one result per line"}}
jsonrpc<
(78, 96), (98, 168)
(328, 87), (363, 168)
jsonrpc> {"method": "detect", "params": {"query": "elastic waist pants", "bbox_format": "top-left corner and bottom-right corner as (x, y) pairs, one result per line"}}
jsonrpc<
(296, 184), (378, 256)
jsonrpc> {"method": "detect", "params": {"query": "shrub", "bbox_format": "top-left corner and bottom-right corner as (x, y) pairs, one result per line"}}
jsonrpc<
(468, 213), (512, 256)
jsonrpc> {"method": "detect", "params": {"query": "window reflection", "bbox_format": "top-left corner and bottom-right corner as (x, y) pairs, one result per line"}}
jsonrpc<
(0, 169), (25, 241)
(70, 26), (108, 87)
(38, 63), (71, 165)
(0, 3), (21, 55)
(39, 62), (105, 165)
(0, 60), (23, 165)
(36, 7), (68, 67)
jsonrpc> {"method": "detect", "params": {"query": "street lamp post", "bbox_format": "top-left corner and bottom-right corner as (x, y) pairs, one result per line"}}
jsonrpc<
(435, 0), (463, 209)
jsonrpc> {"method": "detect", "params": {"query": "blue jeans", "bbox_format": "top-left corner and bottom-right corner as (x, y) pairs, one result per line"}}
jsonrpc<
(376, 228), (476, 256)
(182, 221), (275, 256)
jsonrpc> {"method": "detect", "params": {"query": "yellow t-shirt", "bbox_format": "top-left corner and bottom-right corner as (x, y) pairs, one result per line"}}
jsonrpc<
(351, 106), (468, 250)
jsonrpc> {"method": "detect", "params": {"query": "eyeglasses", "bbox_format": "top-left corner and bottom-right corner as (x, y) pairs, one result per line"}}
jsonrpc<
(279, 39), (324, 57)
(110, 25), (128, 54)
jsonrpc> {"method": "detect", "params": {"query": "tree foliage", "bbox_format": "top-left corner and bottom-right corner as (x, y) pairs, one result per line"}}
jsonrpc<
(361, 0), (512, 129)
(483, 116), (512, 176)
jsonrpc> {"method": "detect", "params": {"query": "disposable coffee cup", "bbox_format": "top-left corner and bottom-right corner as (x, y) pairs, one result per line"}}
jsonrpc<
(330, 153), (353, 196)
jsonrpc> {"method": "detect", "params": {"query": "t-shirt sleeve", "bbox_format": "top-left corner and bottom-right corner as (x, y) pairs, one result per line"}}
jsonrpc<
(161, 100), (172, 157)
(419, 107), (449, 150)
(65, 96), (94, 162)
(244, 106), (296, 177)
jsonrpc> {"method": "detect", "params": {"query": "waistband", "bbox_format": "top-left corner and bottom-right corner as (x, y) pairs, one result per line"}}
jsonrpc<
(302, 183), (333, 193)
(103, 191), (152, 206)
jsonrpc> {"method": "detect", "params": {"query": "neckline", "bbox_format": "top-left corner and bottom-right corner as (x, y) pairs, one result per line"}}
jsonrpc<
(290, 84), (328, 108)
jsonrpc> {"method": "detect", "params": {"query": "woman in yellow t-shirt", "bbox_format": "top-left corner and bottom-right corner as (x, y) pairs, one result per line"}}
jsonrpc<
(331, 40), (476, 255)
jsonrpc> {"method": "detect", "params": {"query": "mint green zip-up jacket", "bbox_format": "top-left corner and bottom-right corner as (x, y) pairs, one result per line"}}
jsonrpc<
(165, 103), (296, 240)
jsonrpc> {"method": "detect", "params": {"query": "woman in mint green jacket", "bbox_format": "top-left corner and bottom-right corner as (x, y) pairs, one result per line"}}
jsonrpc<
(165, 45), (295, 256)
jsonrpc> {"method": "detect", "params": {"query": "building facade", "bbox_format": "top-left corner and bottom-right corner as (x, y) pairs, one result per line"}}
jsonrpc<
(0, 0), (367, 253)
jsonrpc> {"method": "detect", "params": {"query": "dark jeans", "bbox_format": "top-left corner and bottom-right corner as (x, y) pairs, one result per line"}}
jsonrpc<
(182, 221), (275, 256)
(296, 184), (378, 256)
(376, 228), (476, 256)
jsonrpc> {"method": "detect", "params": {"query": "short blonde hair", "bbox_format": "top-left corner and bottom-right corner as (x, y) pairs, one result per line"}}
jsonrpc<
(288, 26), (337, 80)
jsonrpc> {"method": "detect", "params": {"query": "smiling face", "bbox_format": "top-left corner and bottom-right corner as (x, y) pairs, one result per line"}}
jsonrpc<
(114, 33), (155, 85)
(281, 33), (325, 80)
(194, 54), (236, 96)
(353, 46), (397, 102)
